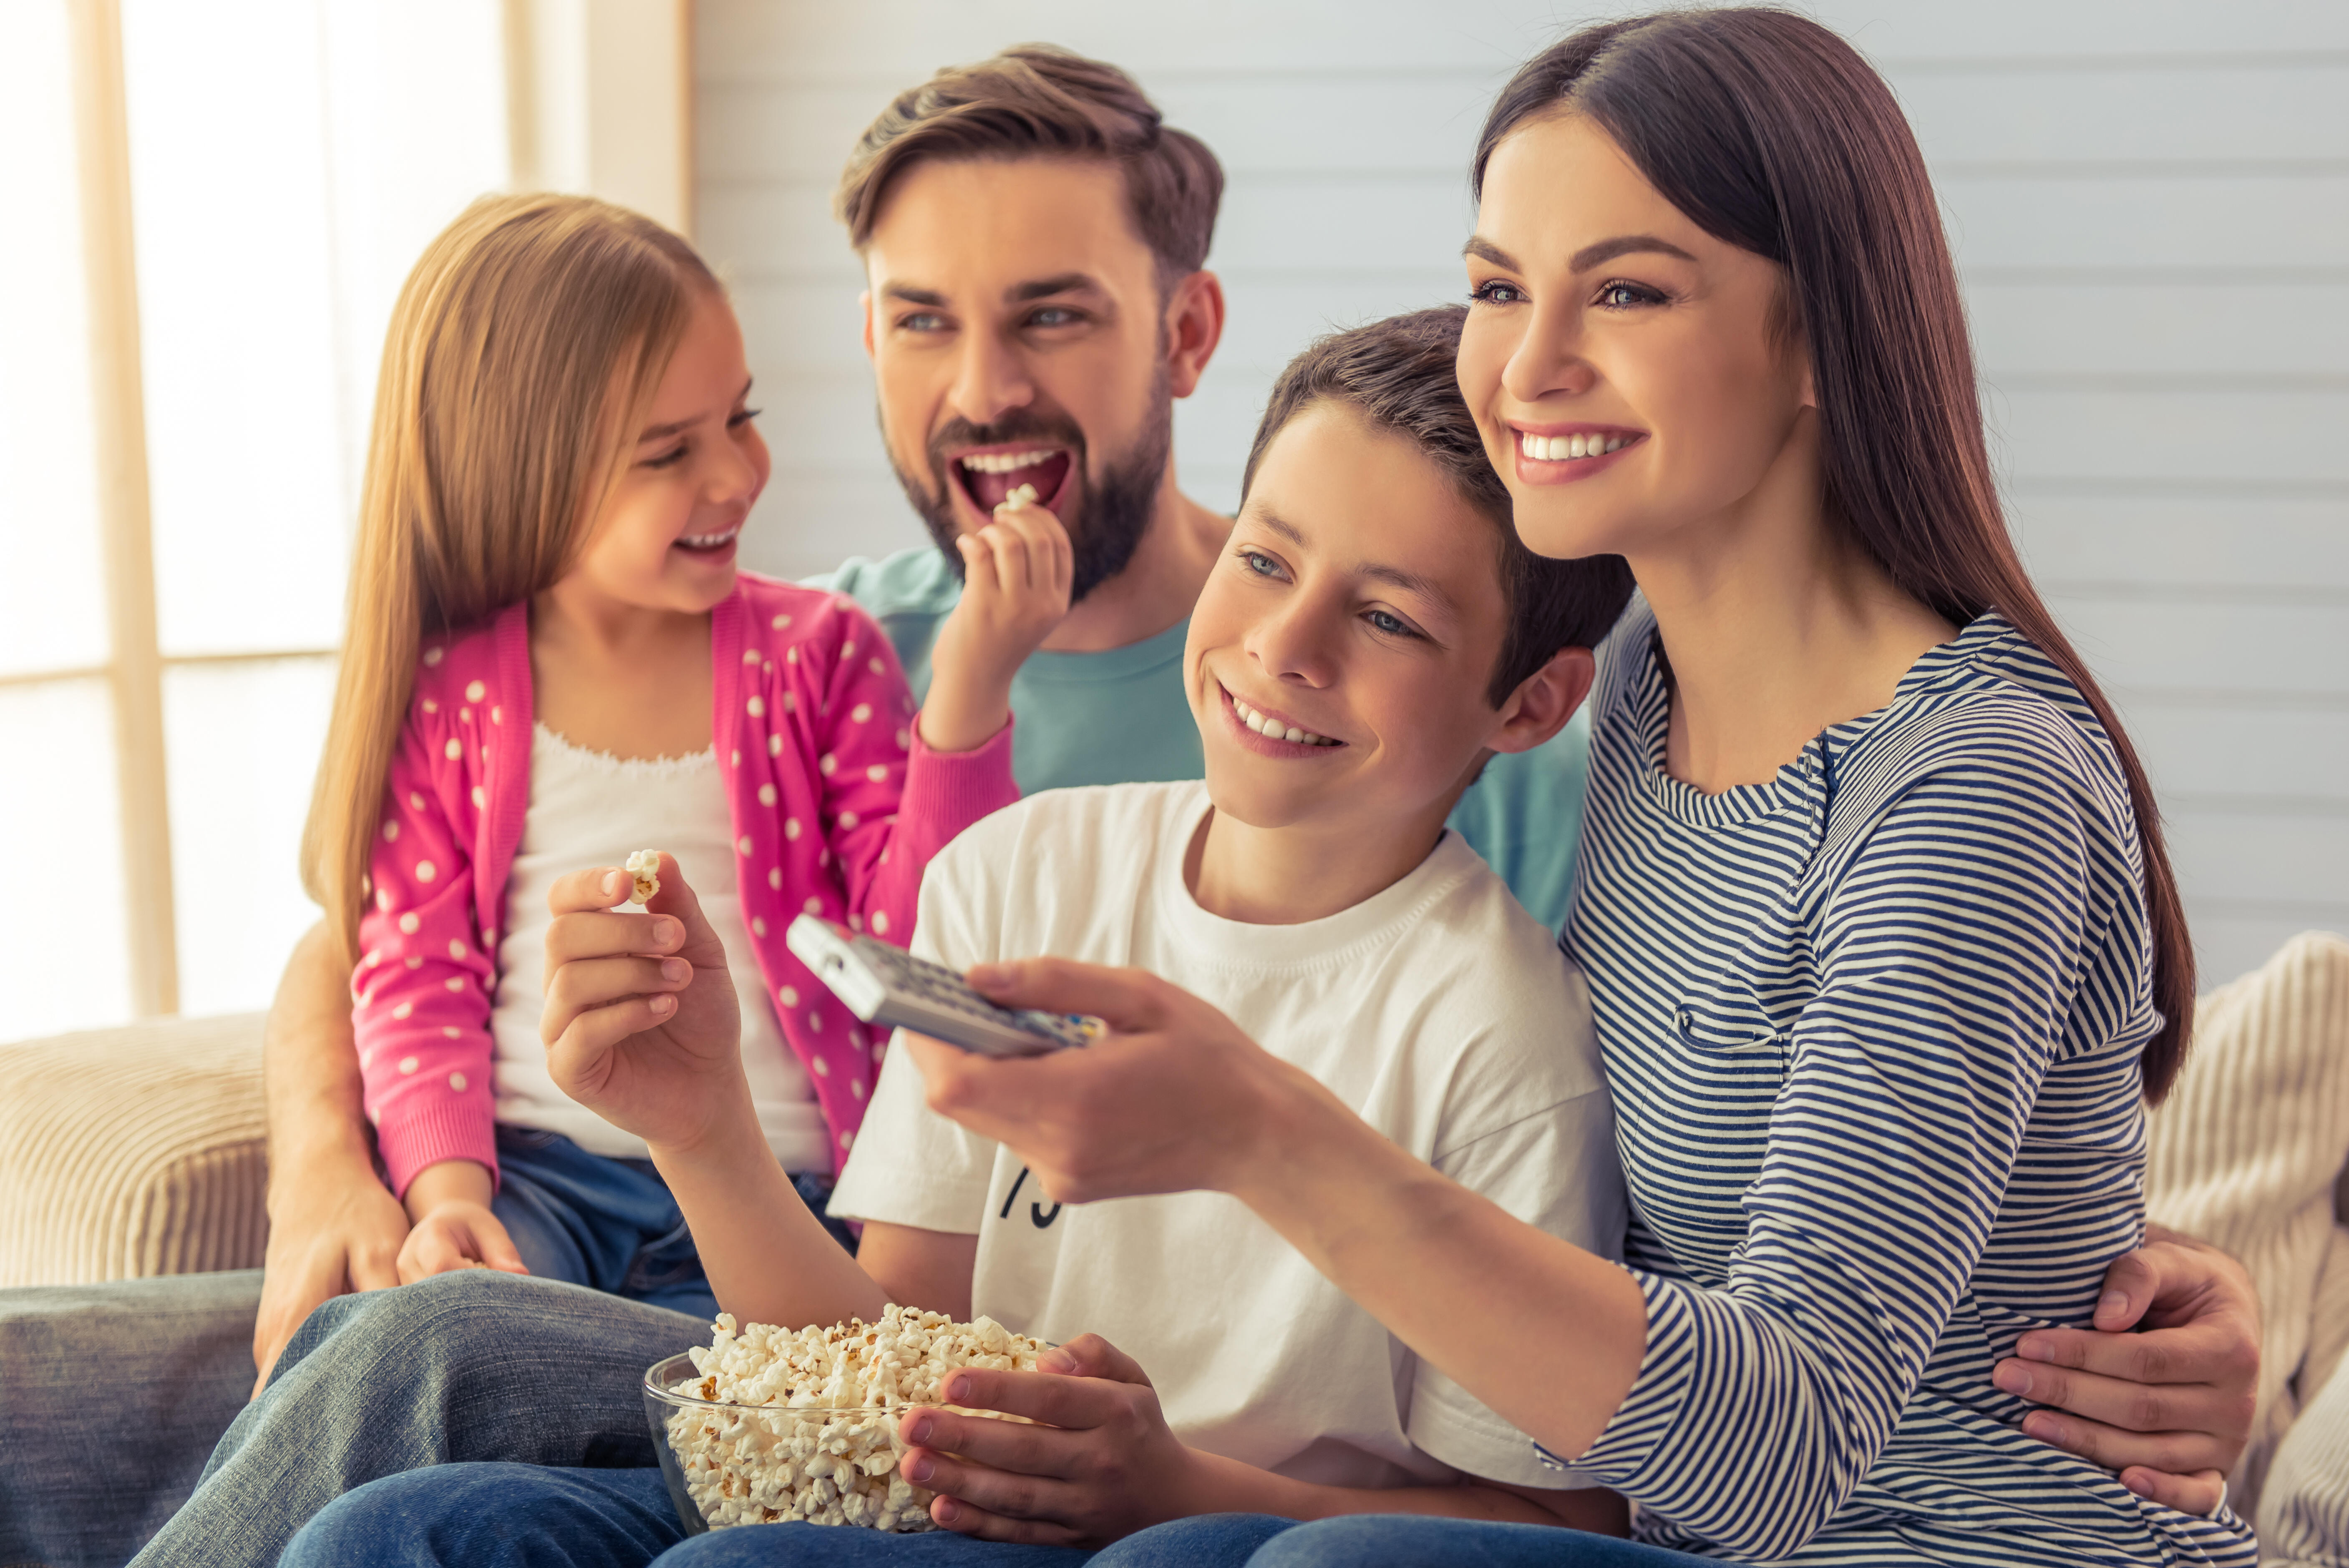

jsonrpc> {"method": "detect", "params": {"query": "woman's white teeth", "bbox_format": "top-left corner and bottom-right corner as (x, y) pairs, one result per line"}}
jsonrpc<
(962, 449), (1055, 475)
(1518, 431), (1628, 461)
(677, 525), (739, 548)
(1230, 693), (1337, 747)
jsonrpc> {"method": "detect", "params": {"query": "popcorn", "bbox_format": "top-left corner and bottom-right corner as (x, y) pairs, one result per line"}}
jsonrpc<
(624, 850), (661, 905)
(997, 482), (1039, 511)
(662, 1306), (1051, 1533)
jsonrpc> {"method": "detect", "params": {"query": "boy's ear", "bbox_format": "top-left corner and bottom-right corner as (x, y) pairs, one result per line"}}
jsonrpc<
(1487, 646), (1596, 757)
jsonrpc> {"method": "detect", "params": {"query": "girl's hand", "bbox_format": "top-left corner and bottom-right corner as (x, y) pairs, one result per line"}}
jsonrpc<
(540, 854), (748, 1153)
(903, 959), (1334, 1206)
(897, 1335), (1208, 1546)
(395, 1198), (528, 1284)
(393, 1158), (527, 1284)
(920, 497), (1074, 753)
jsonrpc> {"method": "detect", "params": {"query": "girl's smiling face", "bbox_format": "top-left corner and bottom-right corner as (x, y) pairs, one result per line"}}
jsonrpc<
(566, 288), (771, 616)
(1456, 111), (1813, 564)
(1185, 401), (1524, 841)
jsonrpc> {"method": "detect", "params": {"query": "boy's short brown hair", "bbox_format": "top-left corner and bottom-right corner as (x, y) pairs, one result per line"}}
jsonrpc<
(834, 45), (1224, 287)
(1241, 307), (1636, 707)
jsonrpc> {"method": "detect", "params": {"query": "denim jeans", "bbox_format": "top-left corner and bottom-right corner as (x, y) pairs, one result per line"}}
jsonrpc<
(0, 1270), (264, 1568)
(1235, 1516), (1718, 1566)
(277, 1462), (1298, 1567)
(125, 1160), (847, 1568)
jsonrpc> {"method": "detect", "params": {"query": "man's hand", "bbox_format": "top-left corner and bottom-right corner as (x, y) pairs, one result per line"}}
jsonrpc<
(541, 854), (746, 1153)
(249, 1164), (409, 1397)
(896, 1335), (1203, 1546)
(1993, 1226), (2261, 1514)
(919, 496), (1073, 753)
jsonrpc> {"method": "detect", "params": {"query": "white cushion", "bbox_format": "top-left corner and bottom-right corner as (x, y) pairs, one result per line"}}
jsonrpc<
(2147, 929), (2349, 1520)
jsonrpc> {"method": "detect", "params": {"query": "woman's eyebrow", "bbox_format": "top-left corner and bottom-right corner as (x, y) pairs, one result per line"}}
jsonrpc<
(637, 379), (754, 443)
(1463, 233), (1697, 272)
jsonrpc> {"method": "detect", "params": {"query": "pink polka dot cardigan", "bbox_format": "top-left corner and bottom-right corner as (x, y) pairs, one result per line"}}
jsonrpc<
(352, 571), (1017, 1196)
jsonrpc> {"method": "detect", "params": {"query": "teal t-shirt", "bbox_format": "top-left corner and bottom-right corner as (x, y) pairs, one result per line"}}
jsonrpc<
(813, 548), (1591, 933)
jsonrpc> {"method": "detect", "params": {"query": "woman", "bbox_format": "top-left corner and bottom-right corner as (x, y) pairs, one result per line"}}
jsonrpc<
(904, 12), (2260, 1565)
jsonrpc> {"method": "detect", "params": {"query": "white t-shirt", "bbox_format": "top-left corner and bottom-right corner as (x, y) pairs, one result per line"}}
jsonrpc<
(829, 780), (1624, 1490)
(490, 724), (832, 1175)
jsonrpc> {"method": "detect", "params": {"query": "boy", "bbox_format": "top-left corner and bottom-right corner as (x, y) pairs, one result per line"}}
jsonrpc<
(282, 308), (1634, 1562)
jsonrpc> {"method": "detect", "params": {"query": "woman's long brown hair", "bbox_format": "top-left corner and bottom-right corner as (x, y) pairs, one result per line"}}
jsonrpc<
(1475, 10), (2195, 1100)
(301, 193), (717, 964)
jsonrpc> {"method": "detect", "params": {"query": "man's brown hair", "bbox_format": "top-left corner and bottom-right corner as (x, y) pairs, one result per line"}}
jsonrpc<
(835, 45), (1224, 286)
(1241, 307), (1635, 708)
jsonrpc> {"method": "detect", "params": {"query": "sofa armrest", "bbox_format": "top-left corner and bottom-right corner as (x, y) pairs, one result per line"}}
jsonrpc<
(0, 1012), (268, 1286)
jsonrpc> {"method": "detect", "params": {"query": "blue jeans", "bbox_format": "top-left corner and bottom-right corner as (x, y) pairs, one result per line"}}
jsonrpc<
(491, 1125), (853, 1319)
(280, 1464), (1296, 1566)
(1235, 1516), (1717, 1565)
(129, 1160), (849, 1568)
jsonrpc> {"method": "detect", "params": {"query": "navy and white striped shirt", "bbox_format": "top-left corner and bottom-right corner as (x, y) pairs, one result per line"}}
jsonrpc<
(1562, 604), (2258, 1566)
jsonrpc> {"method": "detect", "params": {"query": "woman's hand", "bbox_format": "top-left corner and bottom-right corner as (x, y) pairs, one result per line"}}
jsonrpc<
(1994, 1226), (2261, 1515)
(904, 958), (1331, 1205)
(919, 498), (1073, 753)
(539, 854), (746, 1153)
(897, 1335), (1207, 1546)
(393, 1158), (527, 1284)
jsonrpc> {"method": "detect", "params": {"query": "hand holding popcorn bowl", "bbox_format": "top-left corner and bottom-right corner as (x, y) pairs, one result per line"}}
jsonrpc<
(645, 1306), (1052, 1534)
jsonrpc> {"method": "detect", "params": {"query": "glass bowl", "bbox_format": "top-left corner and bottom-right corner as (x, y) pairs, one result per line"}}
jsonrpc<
(642, 1352), (943, 1534)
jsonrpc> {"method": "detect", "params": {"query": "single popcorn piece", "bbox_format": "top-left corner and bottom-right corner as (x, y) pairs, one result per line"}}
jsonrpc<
(624, 849), (661, 905)
(997, 481), (1040, 511)
(660, 1306), (1052, 1534)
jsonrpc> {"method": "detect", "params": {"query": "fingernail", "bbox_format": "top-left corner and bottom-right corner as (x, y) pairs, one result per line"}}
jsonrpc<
(933, 1498), (957, 1524)
(2017, 1335), (2054, 1362)
(2022, 1411), (2058, 1441)
(655, 918), (682, 948)
(1040, 1348), (1077, 1374)
(602, 871), (623, 897)
(661, 958), (690, 982)
(2099, 1289), (2130, 1318)
(966, 964), (1006, 990)
(2123, 1471), (2153, 1497)
(650, 994), (676, 1014)
(904, 1414), (932, 1445)
(943, 1373), (969, 1402)
(902, 1453), (932, 1483)
(1992, 1362), (2032, 1397)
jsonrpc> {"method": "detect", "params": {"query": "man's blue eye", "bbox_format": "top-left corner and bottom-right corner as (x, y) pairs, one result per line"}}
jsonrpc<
(1031, 307), (1078, 327)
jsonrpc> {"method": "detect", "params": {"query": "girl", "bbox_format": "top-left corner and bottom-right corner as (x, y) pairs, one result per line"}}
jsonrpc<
(888, 10), (2262, 1567)
(305, 193), (1067, 1310)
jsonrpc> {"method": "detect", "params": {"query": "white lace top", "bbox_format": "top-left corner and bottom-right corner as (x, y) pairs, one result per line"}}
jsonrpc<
(487, 723), (830, 1175)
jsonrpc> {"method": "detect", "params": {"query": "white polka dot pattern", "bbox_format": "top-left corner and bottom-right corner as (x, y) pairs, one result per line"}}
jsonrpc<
(352, 580), (1018, 1196)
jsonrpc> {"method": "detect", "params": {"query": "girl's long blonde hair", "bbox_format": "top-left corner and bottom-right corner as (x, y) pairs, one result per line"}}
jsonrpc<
(302, 193), (718, 962)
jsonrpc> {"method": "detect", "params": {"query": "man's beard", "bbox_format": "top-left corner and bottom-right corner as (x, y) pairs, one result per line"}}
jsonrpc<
(886, 369), (1172, 605)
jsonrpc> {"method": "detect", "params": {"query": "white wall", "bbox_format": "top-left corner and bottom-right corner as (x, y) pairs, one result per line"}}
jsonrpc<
(694, 0), (2349, 991)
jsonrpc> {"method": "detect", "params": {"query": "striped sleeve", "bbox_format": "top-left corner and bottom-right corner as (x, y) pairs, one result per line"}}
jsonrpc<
(1572, 718), (2129, 1557)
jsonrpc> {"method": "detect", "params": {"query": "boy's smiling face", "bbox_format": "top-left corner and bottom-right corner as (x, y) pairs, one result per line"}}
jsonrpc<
(1186, 402), (1530, 841)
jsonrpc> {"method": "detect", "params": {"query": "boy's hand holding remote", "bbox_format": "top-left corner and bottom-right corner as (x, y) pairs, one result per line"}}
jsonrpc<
(920, 492), (1074, 752)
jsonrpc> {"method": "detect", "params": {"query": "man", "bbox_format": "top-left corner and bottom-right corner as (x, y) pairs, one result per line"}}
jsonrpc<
(0, 45), (2258, 1568)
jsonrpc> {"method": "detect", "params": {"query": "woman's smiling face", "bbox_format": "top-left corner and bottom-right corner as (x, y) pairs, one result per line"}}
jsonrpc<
(1456, 111), (1812, 563)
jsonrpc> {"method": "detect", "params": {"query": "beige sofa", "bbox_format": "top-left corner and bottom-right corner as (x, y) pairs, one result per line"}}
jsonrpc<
(4, 934), (2347, 1540)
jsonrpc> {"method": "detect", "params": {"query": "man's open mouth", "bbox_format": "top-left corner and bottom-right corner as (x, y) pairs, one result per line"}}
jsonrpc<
(951, 447), (1074, 515)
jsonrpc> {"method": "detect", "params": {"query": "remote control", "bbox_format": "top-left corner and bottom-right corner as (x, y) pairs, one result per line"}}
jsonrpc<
(786, 914), (1100, 1058)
